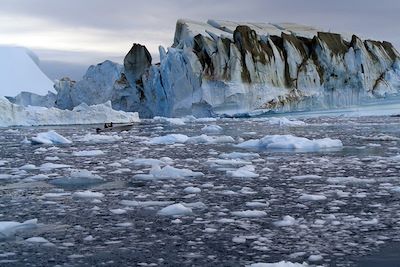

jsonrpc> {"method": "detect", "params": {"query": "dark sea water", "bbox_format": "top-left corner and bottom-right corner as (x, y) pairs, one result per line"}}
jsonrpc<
(0, 115), (400, 266)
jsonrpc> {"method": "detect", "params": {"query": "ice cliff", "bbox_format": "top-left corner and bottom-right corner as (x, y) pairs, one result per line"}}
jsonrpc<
(49, 19), (400, 117)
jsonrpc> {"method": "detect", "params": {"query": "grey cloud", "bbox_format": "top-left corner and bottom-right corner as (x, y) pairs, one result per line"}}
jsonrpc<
(2, 0), (399, 78)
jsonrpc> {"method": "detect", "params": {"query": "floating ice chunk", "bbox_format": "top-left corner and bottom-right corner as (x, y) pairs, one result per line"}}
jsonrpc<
(50, 169), (103, 188)
(158, 203), (193, 216)
(308, 255), (323, 262)
(0, 160), (8, 166)
(110, 209), (127, 215)
(31, 130), (72, 145)
(40, 163), (70, 171)
(354, 134), (400, 141)
(231, 210), (267, 217)
(227, 165), (259, 178)
(132, 158), (166, 166)
(0, 174), (14, 180)
(25, 237), (51, 244)
(361, 218), (379, 225)
(72, 150), (105, 157)
(327, 176), (376, 184)
(183, 186), (201, 194)
(147, 134), (189, 144)
(115, 222), (132, 227)
(120, 200), (174, 207)
(70, 169), (102, 179)
(147, 134), (234, 145)
(0, 219), (38, 240)
(19, 164), (37, 170)
(44, 156), (59, 161)
(201, 125), (223, 134)
(291, 175), (323, 180)
(72, 190), (104, 199)
(40, 192), (71, 199)
(135, 165), (203, 180)
(237, 135), (342, 151)
(299, 194), (327, 201)
(267, 117), (306, 126)
(273, 216), (297, 227)
(232, 236), (246, 243)
(246, 201), (269, 208)
(219, 152), (260, 160)
(79, 133), (122, 143)
(204, 228), (218, 233)
(248, 262), (309, 267)
(186, 134), (234, 144)
(24, 174), (49, 181)
(153, 116), (186, 125)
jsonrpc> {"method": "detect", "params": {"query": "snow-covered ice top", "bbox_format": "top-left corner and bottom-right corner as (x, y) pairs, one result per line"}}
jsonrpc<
(0, 46), (54, 97)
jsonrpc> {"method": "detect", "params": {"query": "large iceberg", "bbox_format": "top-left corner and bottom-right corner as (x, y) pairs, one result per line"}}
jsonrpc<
(0, 96), (139, 127)
(0, 46), (55, 97)
(39, 19), (400, 118)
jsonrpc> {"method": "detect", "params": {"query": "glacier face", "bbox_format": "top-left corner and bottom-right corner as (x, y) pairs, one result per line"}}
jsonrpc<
(126, 19), (400, 117)
(37, 19), (400, 118)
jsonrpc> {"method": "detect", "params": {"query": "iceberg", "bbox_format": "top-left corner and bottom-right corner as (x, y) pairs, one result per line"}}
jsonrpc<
(0, 219), (38, 240)
(0, 96), (139, 127)
(0, 46), (54, 97)
(236, 134), (343, 151)
(45, 19), (400, 118)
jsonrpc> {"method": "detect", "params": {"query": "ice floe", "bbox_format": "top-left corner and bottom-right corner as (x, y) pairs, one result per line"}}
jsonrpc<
(72, 150), (105, 157)
(0, 219), (38, 240)
(78, 133), (122, 143)
(231, 210), (267, 217)
(201, 124), (223, 134)
(31, 130), (72, 145)
(134, 165), (204, 180)
(237, 134), (343, 151)
(72, 190), (104, 199)
(158, 203), (193, 216)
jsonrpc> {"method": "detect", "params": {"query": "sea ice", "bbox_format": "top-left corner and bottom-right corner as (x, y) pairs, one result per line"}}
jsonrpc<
(158, 203), (193, 216)
(201, 124), (223, 134)
(31, 130), (72, 145)
(227, 165), (259, 178)
(134, 165), (203, 180)
(183, 186), (202, 194)
(273, 216), (297, 227)
(0, 219), (38, 240)
(72, 191), (104, 199)
(231, 210), (267, 217)
(72, 150), (105, 157)
(299, 194), (327, 201)
(237, 134), (343, 151)
(78, 133), (122, 143)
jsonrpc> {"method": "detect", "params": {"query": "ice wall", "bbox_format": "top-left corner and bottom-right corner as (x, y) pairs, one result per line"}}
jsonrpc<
(48, 19), (400, 118)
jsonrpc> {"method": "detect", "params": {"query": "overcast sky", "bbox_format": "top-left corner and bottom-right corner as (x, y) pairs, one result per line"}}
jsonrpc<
(1, 0), (399, 80)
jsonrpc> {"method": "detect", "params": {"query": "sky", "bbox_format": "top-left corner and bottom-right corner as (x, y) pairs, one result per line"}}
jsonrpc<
(1, 0), (399, 80)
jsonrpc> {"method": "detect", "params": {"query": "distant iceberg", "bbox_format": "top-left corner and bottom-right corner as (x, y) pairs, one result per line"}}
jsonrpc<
(0, 96), (139, 127)
(0, 46), (54, 97)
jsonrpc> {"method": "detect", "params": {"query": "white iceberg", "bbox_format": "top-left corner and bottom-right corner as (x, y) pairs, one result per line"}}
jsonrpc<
(0, 97), (139, 127)
(0, 219), (38, 240)
(237, 134), (343, 151)
(31, 130), (72, 145)
(158, 203), (193, 216)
